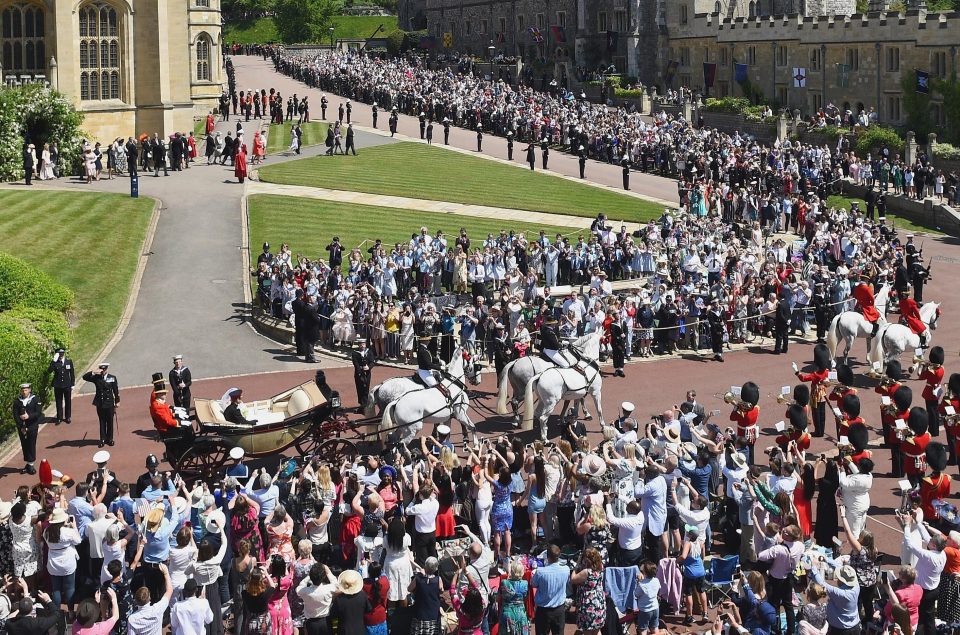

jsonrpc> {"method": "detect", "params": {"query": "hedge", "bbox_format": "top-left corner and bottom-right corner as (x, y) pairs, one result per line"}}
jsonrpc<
(703, 97), (752, 114)
(855, 126), (904, 156)
(0, 251), (74, 313)
(614, 88), (644, 98)
(0, 308), (69, 438)
(932, 142), (960, 161)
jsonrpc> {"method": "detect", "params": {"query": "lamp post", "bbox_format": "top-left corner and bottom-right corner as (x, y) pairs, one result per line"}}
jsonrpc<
(329, 26), (335, 50)
(488, 41), (495, 81)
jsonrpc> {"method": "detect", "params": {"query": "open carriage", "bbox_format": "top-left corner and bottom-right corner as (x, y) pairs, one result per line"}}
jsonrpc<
(164, 381), (360, 478)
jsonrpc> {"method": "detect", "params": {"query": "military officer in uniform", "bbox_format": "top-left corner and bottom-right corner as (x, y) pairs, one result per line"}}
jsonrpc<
(507, 131), (514, 161)
(389, 109), (399, 137)
(539, 316), (568, 367)
(13, 383), (41, 474)
(49, 347), (75, 424)
(352, 338), (376, 408)
(621, 156), (631, 190)
(169, 355), (192, 412)
(526, 143), (536, 170)
(82, 362), (120, 448)
(416, 334), (448, 395)
(578, 146), (587, 179)
(540, 138), (549, 170)
(476, 127), (483, 152)
(320, 94), (328, 120)
(87, 450), (120, 506)
(372, 102), (379, 128)
(610, 311), (626, 377)
(419, 112), (427, 139)
(492, 323), (513, 377)
(443, 118), (451, 145)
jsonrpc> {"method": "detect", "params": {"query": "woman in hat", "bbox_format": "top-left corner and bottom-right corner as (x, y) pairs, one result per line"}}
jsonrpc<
(44, 507), (81, 614)
(331, 570), (367, 635)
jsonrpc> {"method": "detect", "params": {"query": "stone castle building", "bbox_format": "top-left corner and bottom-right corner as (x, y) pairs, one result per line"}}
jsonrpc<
(0, 0), (225, 142)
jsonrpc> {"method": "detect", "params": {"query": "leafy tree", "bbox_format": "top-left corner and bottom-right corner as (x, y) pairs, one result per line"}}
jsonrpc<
(901, 70), (932, 139)
(0, 84), (85, 182)
(272, 0), (337, 43)
(934, 74), (960, 145)
(223, 0), (275, 22)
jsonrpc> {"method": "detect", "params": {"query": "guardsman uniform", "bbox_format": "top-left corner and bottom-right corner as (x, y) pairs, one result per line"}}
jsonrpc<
(795, 343), (831, 437)
(49, 348), (75, 423)
(83, 363), (120, 448)
(731, 381), (760, 465)
(541, 139), (549, 169)
(13, 383), (41, 474)
(352, 339), (376, 407)
(169, 355), (192, 412)
(920, 346), (945, 436)
(901, 408), (931, 486)
(507, 132), (514, 161)
(443, 118), (450, 145)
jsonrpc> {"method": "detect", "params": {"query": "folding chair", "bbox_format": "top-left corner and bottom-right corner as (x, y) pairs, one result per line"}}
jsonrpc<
(704, 554), (739, 608)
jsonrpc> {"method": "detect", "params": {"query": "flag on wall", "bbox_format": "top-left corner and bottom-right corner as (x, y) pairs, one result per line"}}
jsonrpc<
(703, 62), (717, 88)
(916, 69), (930, 94)
(528, 27), (544, 42)
(664, 60), (679, 84)
(792, 67), (807, 88)
(495, 32), (505, 44)
(550, 25), (567, 43)
(418, 35), (437, 49)
(442, 32), (453, 48)
(606, 31), (618, 52)
(734, 63), (748, 83)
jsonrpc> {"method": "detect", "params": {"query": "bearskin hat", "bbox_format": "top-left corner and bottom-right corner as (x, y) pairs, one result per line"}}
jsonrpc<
(813, 344), (831, 372)
(886, 360), (902, 381)
(908, 407), (928, 436)
(842, 393), (861, 418)
(740, 381), (760, 408)
(836, 364), (854, 387)
(793, 384), (810, 408)
(950, 373), (960, 398)
(893, 386), (913, 412)
(787, 404), (807, 431)
(930, 346), (945, 366)
(927, 442), (949, 473)
(848, 422), (869, 451)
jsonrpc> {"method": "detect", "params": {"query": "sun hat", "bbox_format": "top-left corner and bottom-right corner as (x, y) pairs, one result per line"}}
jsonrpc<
(145, 506), (165, 531)
(205, 510), (226, 534)
(338, 569), (363, 594)
(663, 426), (681, 443)
(50, 508), (68, 524)
(730, 452), (748, 468)
(582, 454), (607, 477)
(835, 565), (857, 587)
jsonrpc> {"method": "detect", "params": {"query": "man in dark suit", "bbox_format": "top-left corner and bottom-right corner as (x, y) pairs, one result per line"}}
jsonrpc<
(48, 347), (75, 424)
(352, 338), (376, 408)
(302, 296), (322, 363)
(82, 362), (120, 447)
(326, 237), (344, 269)
(170, 133), (182, 170)
(4, 594), (60, 635)
(773, 291), (792, 354)
(22, 143), (33, 185)
(152, 134), (168, 176)
(291, 288), (306, 356)
(223, 389), (257, 425)
(169, 355), (192, 412)
(13, 382), (42, 474)
(125, 137), (139, 176)
(345, 123), (357, 156)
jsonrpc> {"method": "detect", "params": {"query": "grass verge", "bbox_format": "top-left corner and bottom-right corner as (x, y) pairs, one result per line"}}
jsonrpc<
(247, 194), (578, 268)
(257, 142), (663, 223)
(266, 122), (329, 154)
(0, 190), (154, 367)
(224, 15), (399, 44)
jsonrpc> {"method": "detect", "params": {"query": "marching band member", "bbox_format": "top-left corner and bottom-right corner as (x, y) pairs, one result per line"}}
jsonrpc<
(837, 393), (865, 440)
(794, 344), (831, 437)
(901, 408), (931, 487)
(918, 346), (945, 437)
(828, 364), (857, 438)
(729, 381), (760, 465)
(919, 442), (951, 522)
(890, 386), (913, 479)
(877, 360), (903, 449)
(848, 422), (872, 465)
(775, 404), (811, 454)
(940, 373), (960, 466)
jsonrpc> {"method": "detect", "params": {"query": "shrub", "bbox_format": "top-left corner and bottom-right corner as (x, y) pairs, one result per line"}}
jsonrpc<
(0, 309), (68, 438)
(855, 126), (904, 156)
(0, 84), (85, 182)
(932, 143), (960, 162)
(614, 88), (644, 99)
(0, 252), (74, 313)
(703, 97), (751, 114)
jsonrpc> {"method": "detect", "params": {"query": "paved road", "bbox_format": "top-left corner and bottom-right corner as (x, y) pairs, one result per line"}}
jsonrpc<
(232, 55), (682, 207)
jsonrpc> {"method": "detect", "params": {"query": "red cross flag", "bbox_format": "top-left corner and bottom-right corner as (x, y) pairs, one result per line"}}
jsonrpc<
(792, 67), (807, 88)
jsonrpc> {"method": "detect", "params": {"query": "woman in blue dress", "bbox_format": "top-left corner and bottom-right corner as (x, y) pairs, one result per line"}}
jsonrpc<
(484, 465), (515, 565)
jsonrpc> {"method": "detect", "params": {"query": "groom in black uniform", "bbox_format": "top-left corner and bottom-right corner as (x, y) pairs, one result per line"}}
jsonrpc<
(48, 347), (75, 424)
(82, 362), (120, 447)
(352, 338), (376, 409)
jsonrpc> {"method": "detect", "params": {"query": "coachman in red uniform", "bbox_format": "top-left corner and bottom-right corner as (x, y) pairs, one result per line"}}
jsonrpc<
(901, 408), (931, 487)
(795, 344), (831, 437)
(940, 373), (960, 466)
(919, 346), (945, 437)
(853, 279), (882, 337)
(898, 288), (929, 347)
(731, 381), (760, 465)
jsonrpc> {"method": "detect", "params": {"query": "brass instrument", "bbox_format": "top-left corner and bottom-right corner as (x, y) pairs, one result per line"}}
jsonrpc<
(776, 393), (794, 406)
(722, 391), (751, 411)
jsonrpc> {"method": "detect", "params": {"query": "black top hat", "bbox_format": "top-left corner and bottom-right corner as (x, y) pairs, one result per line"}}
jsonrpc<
(151, 372), (164, 383)
(893, 385), (913, 412)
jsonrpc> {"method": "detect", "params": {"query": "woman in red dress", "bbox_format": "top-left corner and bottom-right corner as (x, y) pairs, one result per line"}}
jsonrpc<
(235, 142), (248, 183)
(786, 441), (815, 539)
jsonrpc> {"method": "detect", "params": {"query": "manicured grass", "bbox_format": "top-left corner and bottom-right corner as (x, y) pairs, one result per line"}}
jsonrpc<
(266, 121), (329, 154)
(193, 117), (207, 138)
(224, 15), (399, 44)
(827, 194), (945, 235)
(0, 191), (154, 367)
(257, 142), (663, 222)
(247, 194), (576, 268)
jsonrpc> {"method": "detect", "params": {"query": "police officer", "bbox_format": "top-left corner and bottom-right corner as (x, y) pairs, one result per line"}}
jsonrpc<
(83, 362), (120, 448)
(540, 138), (549, 170)
(13, 383), (41, 474)
(320, 94), (328, 120)
(539, 316), (568, 367)
(87, 450), (120, 506)
(419, 111), (427, 139)
(49, 347), (75, 424)
(578, 146), (587, 179)
(507, 131), (514, 161)
(442, 118), (451, 145)
(352, 338), (376, 408)
(136, 454), (169, 498)
(169, 354), (192, 412)
(389, 109), (399, 137)
(526, 143), (536, 171)
(372, 102), (379, 128)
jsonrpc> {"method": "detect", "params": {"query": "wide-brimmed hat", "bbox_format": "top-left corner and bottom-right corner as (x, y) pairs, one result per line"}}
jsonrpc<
(582, 454), (607, 477)
(730, 452), (748, 468)
(50, 508), (68, 524)
(663, 426), (681, 443)
(835, 565), (857, 586)
(338, 569), (363, 594)
(205, 510), (226, 534)
(145, 507), (165, 531)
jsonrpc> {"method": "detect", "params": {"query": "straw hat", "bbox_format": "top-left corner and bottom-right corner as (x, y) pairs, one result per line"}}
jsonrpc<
(145, 506), (165, 531)
(835, 565), (857, 587)
(663, 426), (681, 443)
(582, 454), (607, 477)
(338, 569), (363, 594)
(50, 508), (68, 524)
(730, 452), (748, 468)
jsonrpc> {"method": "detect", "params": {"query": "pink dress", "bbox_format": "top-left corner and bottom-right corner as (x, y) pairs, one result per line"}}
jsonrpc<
(268, 572), (294, 635)
(266, 519), (295, 562)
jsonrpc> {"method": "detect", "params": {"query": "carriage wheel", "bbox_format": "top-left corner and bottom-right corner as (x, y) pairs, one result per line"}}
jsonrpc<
(318, 438), (358, 464)
(174, 439), (231, 479)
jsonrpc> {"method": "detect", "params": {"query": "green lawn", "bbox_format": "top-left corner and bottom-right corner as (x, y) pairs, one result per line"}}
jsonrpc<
(0, 191), (154, 367)
(247, 194), (577, 267)
(257, 142), (663, 222)
(224, 15), (399, 44)
(827, 194), (945, 235)
(266, 121), (329, 154)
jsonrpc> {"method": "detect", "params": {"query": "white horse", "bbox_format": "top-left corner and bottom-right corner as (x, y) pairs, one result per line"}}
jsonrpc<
(380, 346), (476, 445)
(522, 342), (605, 441)
(826, 283), (891, 364)
(495, 331), (602, 422)
(365, 352), (482, 417)
(867, 301), (942, 366)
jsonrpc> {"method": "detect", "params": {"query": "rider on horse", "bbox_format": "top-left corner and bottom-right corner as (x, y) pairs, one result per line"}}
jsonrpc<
(416, 334), (450, 397)
(898, 287), (929, 347)
(853, 278), (882, 337)
(539, 316), (569, 368)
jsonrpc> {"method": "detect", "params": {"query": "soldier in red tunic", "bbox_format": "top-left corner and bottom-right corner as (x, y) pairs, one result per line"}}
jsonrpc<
(918, 346), (945, 436)
(940, 373), (960, 465)
(890, 386), (913, 478)
(837, 393), (865, 439)
(853, 279), (882, 337)
(829, 364), (858, 438)
(920, 442), (951, 521)
(730, 381), (760, 465)
(876, 360), (903, 449)
(776, 404), (811, 453)
(898, 287), (930, 347)
(901, 408), (932, 487)
(795, 344), (831, 437)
